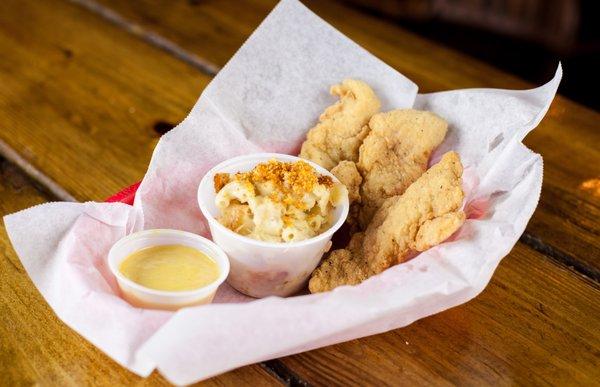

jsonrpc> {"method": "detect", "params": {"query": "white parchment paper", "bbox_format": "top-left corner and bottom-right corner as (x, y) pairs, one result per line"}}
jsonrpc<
(4, 0), (561, 384)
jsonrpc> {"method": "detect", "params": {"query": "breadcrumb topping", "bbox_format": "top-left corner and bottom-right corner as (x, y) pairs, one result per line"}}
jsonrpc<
(214, 159), (332, 210)
(213, 173), (230, 192)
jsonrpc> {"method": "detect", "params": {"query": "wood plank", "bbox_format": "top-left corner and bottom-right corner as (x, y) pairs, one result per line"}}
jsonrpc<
(0, 0), (597, 383)
(522, 96), (600, 279)
(72, 0), (600, 383)
(92, 0), (529, 89)
(0, 0), (594, 275)
(0, 0), (210, 202)
(278, 244), (600, 385)
(3, 170), (597, 385)
(91, 0), (600, 277)
(88, 0), (272, 71)
(295, 1), (600, 270)
(0, 159), (281, 386)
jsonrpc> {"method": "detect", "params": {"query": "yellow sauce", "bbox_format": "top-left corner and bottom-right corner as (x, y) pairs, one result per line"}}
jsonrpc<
(119, 245), (219, 292)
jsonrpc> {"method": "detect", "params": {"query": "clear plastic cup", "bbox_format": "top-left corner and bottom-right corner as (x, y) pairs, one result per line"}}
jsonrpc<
(197, 153), (349, 298)
(108, 229), (230, 310)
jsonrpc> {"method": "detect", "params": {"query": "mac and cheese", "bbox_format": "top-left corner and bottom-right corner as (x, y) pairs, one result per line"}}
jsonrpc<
(214, 159), (346, 242)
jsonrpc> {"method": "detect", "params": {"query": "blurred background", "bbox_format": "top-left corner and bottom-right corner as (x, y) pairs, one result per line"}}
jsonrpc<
(341, 0), (599, 110)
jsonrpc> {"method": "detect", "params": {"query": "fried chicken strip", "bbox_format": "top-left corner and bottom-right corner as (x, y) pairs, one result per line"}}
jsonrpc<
(307, 233), (368, 291)
(331, 160), (363, 228)
(331, 161), (362, 204)
(300, 79), (381, 170)
(357, 109), (448, 227)
(309, 151), (465, 293)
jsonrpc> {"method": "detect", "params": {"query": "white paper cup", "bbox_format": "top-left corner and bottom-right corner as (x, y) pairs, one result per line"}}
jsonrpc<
(108, 229), (230, 310)
(197, 153), (349, 298)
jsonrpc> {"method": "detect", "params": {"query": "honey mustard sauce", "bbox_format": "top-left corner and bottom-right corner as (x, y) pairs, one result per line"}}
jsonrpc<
(119, 245), (219, 291)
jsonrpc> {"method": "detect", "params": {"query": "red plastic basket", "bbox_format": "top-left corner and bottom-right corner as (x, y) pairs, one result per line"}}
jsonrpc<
(105, 182), (141, 205)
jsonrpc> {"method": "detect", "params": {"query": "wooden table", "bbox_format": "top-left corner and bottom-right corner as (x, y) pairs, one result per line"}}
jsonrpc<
(1, 0), (598, 385)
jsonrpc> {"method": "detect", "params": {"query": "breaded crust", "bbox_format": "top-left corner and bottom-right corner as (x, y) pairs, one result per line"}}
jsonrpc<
(331, 160), (363, 228)
(300, 79), (381, 170)
(309, 152), (465, 293)
(331, 160), (362, 204)
(363, 151), (464, 274)
(357, 109), (448, 227)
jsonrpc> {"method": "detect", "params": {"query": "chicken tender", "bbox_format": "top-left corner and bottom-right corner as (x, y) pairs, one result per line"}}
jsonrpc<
(331, 161), (362, 204)
(357, 109), (448, 227)
(300, 79), (381, 170)
(331, 160), (363, 227)
(308, 233), (368, 292)
(363, 151), (465, 274)
(309, 151), (465, 293)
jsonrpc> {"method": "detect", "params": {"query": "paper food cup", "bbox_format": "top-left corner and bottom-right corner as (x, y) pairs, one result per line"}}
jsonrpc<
(108, 229), (230, 310)
(197, 153), (350, 298)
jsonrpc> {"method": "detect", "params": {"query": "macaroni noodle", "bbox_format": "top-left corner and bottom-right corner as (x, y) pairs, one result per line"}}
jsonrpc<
(214, 159), (346, 242)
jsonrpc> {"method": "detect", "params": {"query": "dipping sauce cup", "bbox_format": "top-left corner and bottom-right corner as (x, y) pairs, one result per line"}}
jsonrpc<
(108, 229), (230, 311)
(197, 153), (349, 298)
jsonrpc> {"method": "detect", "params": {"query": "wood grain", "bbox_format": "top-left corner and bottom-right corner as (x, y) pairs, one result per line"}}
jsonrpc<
(91, 0), (600, 277)
(0, 0), (596, 274)
(0, 0), (210, 202)
(0, 0), (598, 385)
(0, 159), (280, 386)
(279, 244), (600, 385)
(80, 0), (600, 383)
(522, 96), (600, 279)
